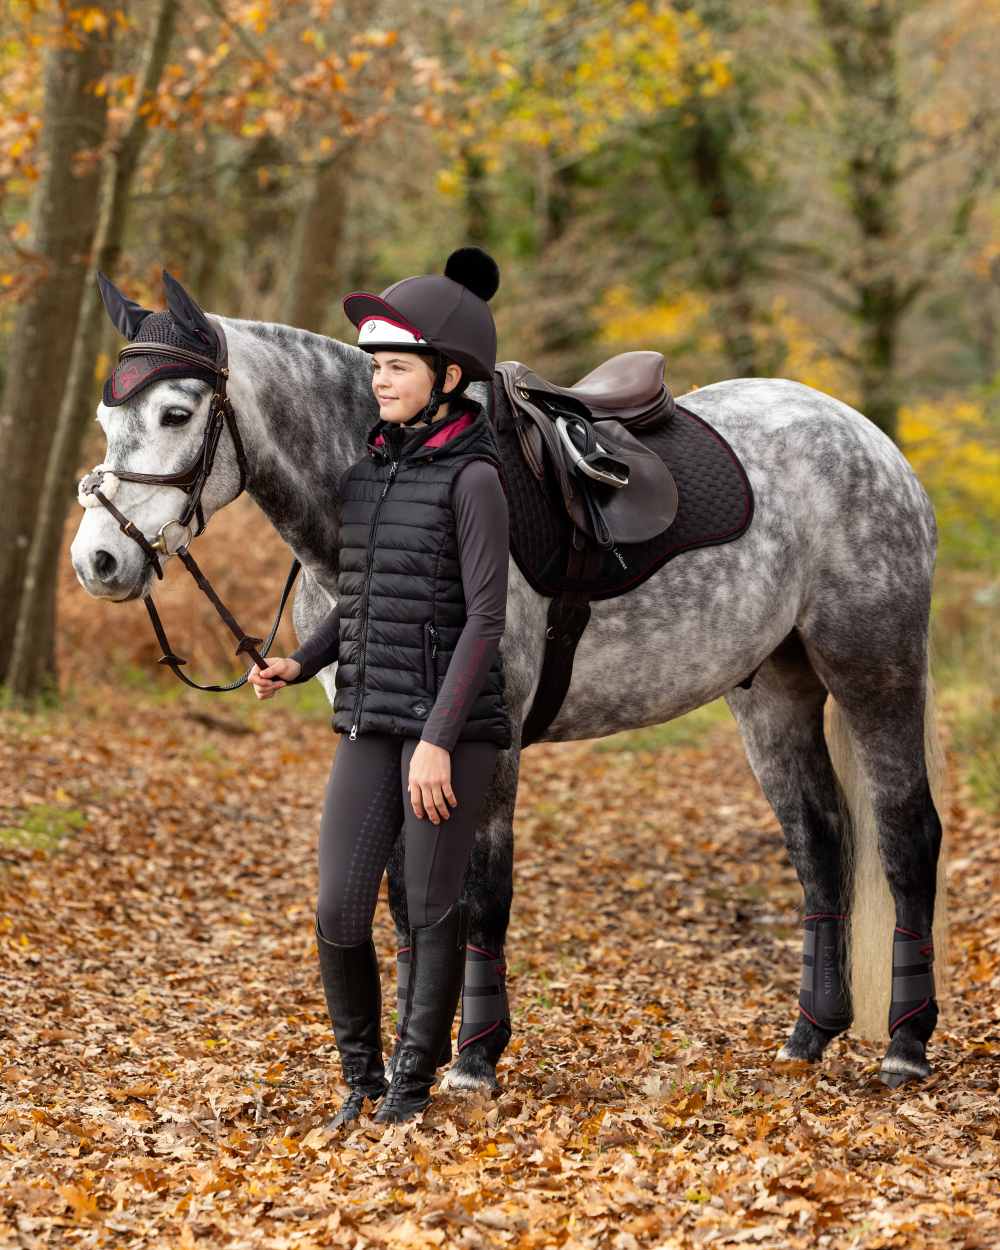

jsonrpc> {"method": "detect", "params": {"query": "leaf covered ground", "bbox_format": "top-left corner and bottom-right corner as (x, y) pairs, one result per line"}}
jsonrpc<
(1, 675), (997, 1250)
(2, 501), (998, 1248)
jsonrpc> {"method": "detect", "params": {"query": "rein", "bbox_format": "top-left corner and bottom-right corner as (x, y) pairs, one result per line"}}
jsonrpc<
(77, 325), (301, 692)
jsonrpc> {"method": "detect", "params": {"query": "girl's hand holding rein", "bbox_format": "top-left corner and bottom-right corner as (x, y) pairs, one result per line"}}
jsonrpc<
(248, 657), (301, 698)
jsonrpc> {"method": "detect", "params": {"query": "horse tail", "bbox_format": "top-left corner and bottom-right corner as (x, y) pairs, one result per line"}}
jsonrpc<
(825, 650), (952, 1042)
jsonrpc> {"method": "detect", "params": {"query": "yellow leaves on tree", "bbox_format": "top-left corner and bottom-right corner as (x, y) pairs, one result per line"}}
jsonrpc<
(595, 282), (717, 358)
(764, 295), (857, 402)
(450, 1), (732, 177)
(67, 7), (111, 36)
(239, 0), (273, 36)
(900, 398), (1000, 561)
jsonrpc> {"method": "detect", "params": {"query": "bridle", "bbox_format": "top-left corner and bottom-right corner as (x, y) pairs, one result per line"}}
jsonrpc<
(77, 323), (301, 692)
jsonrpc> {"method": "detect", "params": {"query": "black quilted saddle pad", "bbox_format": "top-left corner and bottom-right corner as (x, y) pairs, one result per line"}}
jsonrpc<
(486, 381), (755, 600)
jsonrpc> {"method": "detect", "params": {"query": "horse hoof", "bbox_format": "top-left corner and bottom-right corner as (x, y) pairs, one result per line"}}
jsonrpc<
(878, 1054), (930, 1088)
(878, 1028), (931, 1088)
(776, 1015), (842, 1063)
(776, 1044), (810, 1062)
(438, 1046), (500, 1093)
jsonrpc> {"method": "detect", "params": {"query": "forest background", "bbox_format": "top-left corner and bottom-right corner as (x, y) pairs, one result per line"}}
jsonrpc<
(0, 0), (996, 806)
(0, 2), (998, 1245)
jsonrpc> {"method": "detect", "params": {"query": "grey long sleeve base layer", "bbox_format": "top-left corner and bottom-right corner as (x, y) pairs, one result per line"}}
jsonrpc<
(287, 458), (509, 754)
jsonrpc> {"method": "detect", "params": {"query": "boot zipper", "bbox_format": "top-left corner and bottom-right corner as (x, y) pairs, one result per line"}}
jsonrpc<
(350, 452), (398, 741)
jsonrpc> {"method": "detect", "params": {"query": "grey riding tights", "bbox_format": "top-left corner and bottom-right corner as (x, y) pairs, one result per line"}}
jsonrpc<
(316, 733), (499, 946)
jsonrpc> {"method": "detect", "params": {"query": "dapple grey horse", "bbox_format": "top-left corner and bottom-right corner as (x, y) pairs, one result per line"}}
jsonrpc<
(71, 277), (948, 1093)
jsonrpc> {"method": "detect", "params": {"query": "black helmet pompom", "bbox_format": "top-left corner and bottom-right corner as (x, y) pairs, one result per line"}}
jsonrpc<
(444, 246), (500, 303)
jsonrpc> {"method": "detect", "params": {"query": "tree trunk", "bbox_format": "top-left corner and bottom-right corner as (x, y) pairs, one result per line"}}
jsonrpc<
(659, 0), (765, 378)
(283, 148), (356, 334)
(686, 109), (761, 378)
(817, 0), (903, 441)
(6, 0), (177, 705)
(235, 133), (292, 304)
(463, 147), (492, 248)
(0, 9), (112, 687)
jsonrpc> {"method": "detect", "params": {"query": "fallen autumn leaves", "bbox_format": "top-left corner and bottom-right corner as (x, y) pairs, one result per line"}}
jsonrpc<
(1, 679), (997, 1248)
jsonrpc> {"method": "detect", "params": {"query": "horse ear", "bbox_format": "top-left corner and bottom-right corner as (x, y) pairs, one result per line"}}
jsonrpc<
(97, 271), (152, 340)
(162, 269), (217, 355)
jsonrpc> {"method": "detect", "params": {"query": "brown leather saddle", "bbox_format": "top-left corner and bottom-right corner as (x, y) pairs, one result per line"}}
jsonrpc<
(495, 352), (678, 549)
(485, 351), (756, 746)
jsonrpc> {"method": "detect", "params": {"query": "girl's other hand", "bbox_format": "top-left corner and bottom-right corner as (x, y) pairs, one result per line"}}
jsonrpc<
(408, 740), (457, 824)
(249, 657), (301, 698)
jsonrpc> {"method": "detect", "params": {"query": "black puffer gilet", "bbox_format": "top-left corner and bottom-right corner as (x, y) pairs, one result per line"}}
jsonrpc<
(333, 400), (513, 748)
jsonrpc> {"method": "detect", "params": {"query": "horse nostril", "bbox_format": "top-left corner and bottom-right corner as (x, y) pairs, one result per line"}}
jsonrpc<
(94, 549), (117, 581)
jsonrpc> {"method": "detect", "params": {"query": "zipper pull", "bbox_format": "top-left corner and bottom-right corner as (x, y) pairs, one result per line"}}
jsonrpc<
(430, 624), (438, 658)
(379, 458), (398, 499)
(349, 722), (358, 741)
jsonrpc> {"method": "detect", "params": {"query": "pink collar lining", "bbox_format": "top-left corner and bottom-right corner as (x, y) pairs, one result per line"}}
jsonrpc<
(373, 408), (474, 450)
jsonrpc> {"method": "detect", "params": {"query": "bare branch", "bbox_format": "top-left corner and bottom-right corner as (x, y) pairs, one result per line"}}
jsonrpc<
(899, 106), (1000, 180)
(755, 261), (859, 318)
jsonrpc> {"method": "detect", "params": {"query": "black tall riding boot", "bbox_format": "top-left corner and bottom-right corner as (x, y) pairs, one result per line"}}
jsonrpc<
(315, 921), (388, 1128)
(391, 942), (453, 1074)
(374, 901), (467, 1124)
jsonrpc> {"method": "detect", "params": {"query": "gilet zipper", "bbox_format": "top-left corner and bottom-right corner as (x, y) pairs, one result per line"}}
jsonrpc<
(349, 451), (398, 741)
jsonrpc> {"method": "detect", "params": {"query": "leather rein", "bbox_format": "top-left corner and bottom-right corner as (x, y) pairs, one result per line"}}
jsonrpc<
(77, 327), (301, 692)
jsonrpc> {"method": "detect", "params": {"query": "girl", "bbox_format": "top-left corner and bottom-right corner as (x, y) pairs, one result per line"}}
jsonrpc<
(249, 247), (512, 1125)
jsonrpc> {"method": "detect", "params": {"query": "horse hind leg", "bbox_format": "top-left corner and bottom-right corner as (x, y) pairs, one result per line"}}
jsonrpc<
(725, 630), (854, 1064)
(806, 637), (945, 1088)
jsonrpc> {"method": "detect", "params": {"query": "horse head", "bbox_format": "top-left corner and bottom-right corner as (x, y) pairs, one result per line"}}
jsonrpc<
(71, 270), (247, 602)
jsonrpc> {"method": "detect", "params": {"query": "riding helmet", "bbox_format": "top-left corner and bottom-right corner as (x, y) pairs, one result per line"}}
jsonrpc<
(343, 247), (499, 425)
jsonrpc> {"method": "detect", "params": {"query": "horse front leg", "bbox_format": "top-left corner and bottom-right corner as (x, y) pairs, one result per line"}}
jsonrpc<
(440, 739), (521, 1092)
(725, 633), (854, 1064)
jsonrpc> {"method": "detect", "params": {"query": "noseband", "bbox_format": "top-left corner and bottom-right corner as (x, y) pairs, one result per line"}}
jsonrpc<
(78, 326), (301, 692)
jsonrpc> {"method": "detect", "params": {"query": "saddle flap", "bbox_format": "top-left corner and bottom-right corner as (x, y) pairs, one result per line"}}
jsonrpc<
(584, 418), (679, 543)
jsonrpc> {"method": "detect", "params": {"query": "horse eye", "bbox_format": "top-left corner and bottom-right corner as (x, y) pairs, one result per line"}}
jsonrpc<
(162, 408), (192, 427)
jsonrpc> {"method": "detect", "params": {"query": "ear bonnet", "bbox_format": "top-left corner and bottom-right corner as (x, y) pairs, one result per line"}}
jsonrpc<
(98, 270), (223, 405)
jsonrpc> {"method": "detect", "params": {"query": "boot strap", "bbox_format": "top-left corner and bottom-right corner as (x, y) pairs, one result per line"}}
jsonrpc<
(798, 914), (852, 1032)
(889, 926), (935, 1034)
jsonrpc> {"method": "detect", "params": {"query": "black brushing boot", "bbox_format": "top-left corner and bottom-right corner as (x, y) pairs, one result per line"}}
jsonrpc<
(315, 921), (388, 1128)
(374, 901), (467, 1124)
(798, 913), (852, 1033)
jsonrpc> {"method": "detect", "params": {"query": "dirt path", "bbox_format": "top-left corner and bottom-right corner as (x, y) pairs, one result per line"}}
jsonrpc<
(1, 686), (997, 1249)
